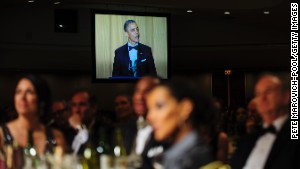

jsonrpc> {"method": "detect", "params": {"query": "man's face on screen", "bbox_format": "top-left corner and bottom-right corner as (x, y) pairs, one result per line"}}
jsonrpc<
(125, 23), (139, 45)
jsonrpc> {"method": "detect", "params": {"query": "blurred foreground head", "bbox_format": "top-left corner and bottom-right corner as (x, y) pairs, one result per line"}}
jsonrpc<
(146, 81), (216, 143)
(133, 76), (160, 117)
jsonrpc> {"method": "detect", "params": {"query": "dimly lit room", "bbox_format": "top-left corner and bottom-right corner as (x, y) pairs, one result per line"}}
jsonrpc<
(0, 0), (297, 168)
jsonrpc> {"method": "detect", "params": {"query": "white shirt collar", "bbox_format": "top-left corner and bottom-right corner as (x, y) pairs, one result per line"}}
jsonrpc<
(263, 114), (288, 132)
(128, 42), (138, 47)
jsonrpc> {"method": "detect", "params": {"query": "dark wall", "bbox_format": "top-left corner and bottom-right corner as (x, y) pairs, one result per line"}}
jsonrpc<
(212, 71), (246, 108)
(0, 3), (289, 72)
(0, 6), (91, 72)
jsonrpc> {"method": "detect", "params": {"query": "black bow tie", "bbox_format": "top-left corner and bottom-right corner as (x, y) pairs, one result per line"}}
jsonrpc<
(261, 125), (277, 135)
(129, 46), (138, 51)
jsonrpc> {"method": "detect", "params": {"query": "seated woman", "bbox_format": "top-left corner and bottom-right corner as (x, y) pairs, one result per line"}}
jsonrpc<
(146, 81), (216, 169)
(0, 74), (65, 168)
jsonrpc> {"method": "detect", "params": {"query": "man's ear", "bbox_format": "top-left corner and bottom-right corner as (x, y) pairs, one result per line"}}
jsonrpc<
(125, 32), (129, 38)
(179, 98), (194, 121)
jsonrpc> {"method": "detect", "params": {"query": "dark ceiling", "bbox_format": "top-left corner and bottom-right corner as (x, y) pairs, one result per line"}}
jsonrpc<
(2, 0), (286, 10)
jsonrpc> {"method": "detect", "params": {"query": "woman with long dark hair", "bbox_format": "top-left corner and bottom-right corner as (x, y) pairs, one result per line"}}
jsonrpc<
(0, 74), (65, 168)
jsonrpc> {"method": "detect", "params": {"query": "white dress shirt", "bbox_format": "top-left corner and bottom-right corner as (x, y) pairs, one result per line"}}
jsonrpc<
(128, 42), (138, 77)
(135, 116), (153, 155)
(243, 115), (288, 169)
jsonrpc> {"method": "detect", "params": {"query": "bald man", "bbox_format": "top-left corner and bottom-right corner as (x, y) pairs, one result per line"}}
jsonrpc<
(231, 73), (299, 169)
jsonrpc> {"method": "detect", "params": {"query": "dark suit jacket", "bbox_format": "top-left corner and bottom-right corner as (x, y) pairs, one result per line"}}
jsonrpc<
(130, 128), (167, 169)
(231, 119), (300, 169)
(111, 117), (137, 154)
(112, 43), (157, 77)
(140, 133), (166, 169)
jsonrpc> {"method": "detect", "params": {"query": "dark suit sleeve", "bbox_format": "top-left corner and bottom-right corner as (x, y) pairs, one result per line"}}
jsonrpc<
(112, 50), (120, 76)
(147, 48), (157, 76)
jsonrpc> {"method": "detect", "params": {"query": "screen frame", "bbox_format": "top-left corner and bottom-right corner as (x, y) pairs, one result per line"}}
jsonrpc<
(91, 9), (171, 83)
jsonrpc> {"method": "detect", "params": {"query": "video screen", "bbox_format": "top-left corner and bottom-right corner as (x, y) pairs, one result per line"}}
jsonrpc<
(91, 10), (169, 82)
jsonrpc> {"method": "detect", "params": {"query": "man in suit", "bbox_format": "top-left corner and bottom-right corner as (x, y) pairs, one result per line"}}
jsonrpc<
(112, 20), (157, 78)
(67, 88), (99, 154)
(112, 94), (137, 153)
(128, 76), (162, 169)
(231, 73), (299, 169)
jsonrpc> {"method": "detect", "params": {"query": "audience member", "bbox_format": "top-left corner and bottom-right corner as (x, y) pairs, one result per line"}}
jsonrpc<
(202, 125), (229, 164)
(47, 100), (69, 128)
(245, 116), (256, 135)
(68, 88), (98, 155)
(147, 81), (216, 169)
(0, 74), (65, 168)
(202, 98), (229, 163)
(247, 98), (257, 117)
(69, 88), (98, 129)
(46, 100), (76, 153)
(244, 99), (261, 134)
(129, 76), (160, 169)
(114, 94), (135, 124)
(213, 98), (227, 132)
(234, 106), (247, 137)
(247, 99), (262, 125)
(112, 94), (137, 153)
(231, 73), (299, 169)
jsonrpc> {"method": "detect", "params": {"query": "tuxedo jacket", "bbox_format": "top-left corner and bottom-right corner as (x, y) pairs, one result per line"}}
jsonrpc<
(231, 119), (300, 169)
(112, 43), (157, 77)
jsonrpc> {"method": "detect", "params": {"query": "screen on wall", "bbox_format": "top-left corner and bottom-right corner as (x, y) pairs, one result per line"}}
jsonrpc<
(91, 10), (169, 82)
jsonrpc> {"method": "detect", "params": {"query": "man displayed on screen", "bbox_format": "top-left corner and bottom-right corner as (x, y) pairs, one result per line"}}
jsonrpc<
(112, 20), (157, 78)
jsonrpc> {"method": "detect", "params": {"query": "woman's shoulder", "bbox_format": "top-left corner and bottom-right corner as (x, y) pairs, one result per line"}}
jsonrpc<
(0, 121), (16, 149)
(3, 120), (18, 133)
(164, 146), (214, 169)
(0, 121), (16, 139)
(183, 133), (214, 167)
(164, 132), (214, 169)
(191, 137), (214, 159)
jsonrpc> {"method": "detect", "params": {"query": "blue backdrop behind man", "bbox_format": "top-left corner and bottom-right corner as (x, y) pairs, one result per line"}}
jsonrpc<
(112, 20), (157, 78)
